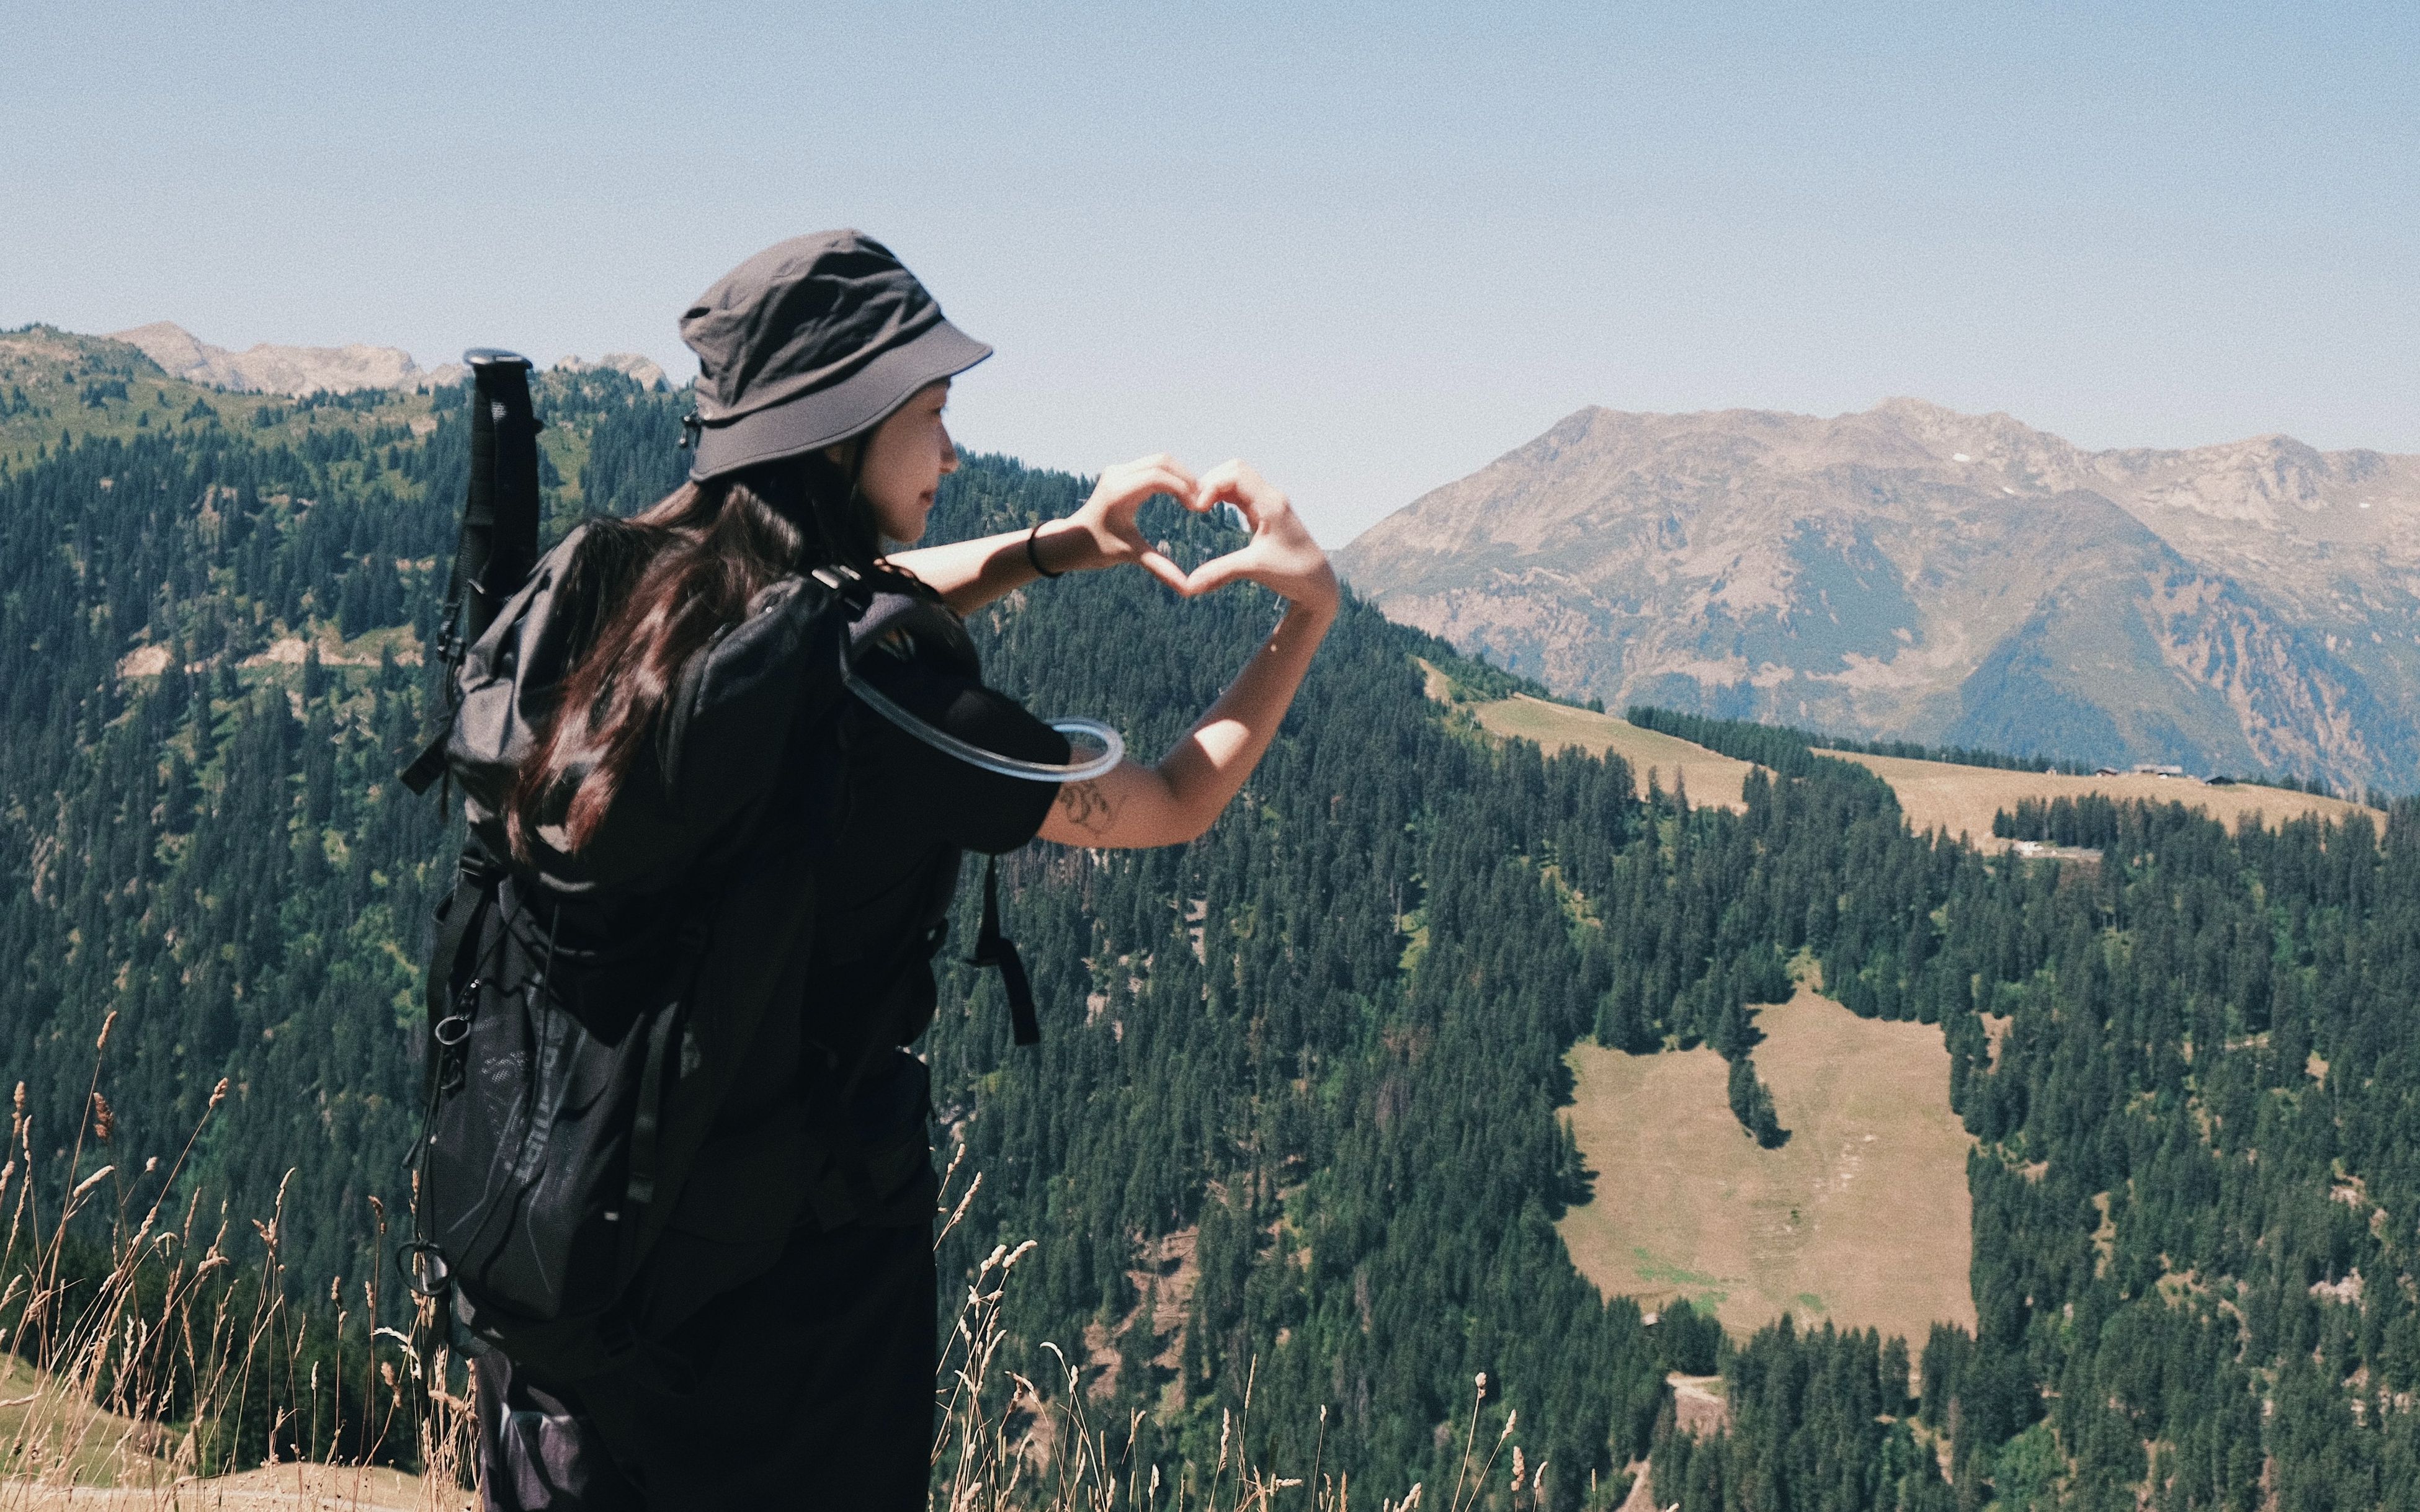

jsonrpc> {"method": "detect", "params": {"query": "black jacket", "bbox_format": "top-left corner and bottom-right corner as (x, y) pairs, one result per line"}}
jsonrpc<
(440, 529), (1060, 1333)
(444, 527), (855, 1325)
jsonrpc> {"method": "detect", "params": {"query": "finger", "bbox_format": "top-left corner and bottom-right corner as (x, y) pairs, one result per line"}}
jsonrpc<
(1099, 463), (1199, 515)
(1181, 546), (1261, 597)
(1122, 455), (1200, 501)
(1134, 548), (1192, 595)
(1109, 525), (1194, 595)
(1199, 458), (1262, 492)
(1099, 452), (1180, 485)
(1194, 461), (1276, 523)
(1193, 476), (1253, 524)
(1201, 489), (1275, 535)
(1106, 514), (1161, 552)
(1194, 458), (1243, 498)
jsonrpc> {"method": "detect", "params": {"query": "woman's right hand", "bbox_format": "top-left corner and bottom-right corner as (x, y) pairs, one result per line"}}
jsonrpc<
(1180, 461), (1337, 615)
(1040, 459), (1337, 853)
(1040, 453), (1203, 592)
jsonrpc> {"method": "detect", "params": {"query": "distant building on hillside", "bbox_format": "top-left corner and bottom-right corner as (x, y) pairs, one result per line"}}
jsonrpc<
(2132, 763), (2189, 779)
(2012, 840), (2104, 864)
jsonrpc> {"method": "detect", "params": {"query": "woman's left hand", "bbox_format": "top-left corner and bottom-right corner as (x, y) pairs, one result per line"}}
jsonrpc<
(1179, 460), (1337, 616)
(1034, 453), (1203, 592)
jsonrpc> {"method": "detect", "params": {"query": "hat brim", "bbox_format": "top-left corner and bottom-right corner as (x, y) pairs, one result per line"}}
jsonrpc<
(689, 318), (992, 482)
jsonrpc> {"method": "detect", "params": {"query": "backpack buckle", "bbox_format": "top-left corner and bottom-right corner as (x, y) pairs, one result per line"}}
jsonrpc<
(811, 563), (872, 611)
(398, 1241), (452, 1299)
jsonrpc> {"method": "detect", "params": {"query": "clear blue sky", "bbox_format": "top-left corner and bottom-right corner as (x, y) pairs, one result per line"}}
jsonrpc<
(6, 2), (2413, 543)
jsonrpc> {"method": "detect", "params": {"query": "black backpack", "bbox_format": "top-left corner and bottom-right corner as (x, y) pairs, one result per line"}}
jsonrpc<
(397, 354), (850, 1376)
(406, 852), (715, 1374)
(396, 355), (1036, 1380)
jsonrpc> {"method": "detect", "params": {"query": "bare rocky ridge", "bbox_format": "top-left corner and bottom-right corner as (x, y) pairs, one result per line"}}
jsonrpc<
(109, 321), (667, 397)
(111, 320), (426, 395)
(1339, 400), (2420, 788)
(556, 351), (669, 388)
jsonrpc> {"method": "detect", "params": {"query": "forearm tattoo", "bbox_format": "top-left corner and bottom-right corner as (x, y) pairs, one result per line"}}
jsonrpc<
(1057, 780), (1120, 835)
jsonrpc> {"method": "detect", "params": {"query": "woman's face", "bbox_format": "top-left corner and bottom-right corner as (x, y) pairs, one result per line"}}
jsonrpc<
(848, 380), (957, 546)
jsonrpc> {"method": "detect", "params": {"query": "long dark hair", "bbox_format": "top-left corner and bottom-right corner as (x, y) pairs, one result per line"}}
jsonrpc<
(506, 450), (875, 862)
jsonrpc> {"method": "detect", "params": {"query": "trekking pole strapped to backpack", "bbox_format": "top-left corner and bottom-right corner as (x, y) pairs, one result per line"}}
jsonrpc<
(396, 348), (549, 1337)
(401, 350), (544, 795)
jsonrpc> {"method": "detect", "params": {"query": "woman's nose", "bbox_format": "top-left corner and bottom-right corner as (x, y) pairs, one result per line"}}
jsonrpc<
(939, 426), (959, 474)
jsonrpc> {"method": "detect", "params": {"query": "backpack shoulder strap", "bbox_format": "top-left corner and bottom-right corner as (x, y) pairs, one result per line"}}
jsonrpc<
(401, 842), (509, 1303)
(965, 856), (1041, 1046)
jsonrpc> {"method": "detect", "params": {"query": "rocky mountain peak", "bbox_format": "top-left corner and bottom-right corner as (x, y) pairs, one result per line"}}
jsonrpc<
(1340, 399), (2420, 788)
(108, 324), (674, 399)
(111, 321), (425, 397)
(556, 352), (669, 389)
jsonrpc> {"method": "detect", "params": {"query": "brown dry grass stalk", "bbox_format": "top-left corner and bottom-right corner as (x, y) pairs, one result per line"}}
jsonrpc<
(0, 1052), (474, 1510)
(924, 1155), (1551, 1512)
(0, 1092), (1548, 1510)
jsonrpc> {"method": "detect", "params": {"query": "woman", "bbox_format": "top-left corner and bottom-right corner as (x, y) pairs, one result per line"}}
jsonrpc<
(469, 231), (1336, 1507)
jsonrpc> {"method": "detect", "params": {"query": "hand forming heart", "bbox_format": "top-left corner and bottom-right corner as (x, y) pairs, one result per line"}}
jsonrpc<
(1039, 453), (1337, 615)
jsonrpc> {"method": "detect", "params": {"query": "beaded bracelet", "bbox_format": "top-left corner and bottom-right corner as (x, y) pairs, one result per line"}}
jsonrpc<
(1025, 520), (1065, 579)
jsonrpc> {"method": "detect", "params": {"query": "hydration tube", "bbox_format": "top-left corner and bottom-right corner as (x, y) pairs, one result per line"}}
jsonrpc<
(839, 643), (1126, 784)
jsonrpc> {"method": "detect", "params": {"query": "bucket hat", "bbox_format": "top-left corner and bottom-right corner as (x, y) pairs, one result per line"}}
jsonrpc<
(679, 230), (991, 482)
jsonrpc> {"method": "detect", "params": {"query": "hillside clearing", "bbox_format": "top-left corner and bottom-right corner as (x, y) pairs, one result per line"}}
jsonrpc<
(1418, 660), (2370, 842)
(0, 330), (437, 476)
(1819, 749), (2366, 848)
(1557, 986), (1975, 1349)
(1475, 697), (1756, 809)
(1414, 669), (1756, 809)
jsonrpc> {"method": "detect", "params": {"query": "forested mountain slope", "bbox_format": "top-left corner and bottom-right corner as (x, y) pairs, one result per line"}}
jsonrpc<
(0, 352), (681, 1298)
(7, 332), (2420, 1508)
(1339, 400), (2420, 792)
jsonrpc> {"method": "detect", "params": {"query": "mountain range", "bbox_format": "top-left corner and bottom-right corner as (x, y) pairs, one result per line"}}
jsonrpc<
(1338, 399), (2420, 789)
(107, 320), (666, 397)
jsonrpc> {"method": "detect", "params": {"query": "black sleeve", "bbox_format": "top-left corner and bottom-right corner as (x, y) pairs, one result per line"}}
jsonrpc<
(851, 647), (1071, 856)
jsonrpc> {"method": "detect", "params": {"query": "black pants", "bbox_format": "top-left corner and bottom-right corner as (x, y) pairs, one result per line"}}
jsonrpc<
(477, 1216), (937, 1510)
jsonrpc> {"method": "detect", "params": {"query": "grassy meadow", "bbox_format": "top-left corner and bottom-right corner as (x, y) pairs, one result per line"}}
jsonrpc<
(1421, 664), (2365, 843)
(0, 329), (439, 474)
(1556, 985), (1976, 1350)
(1460, 696), (1758, 811)
(1446, 675), (2351, 1352)
(1815, 747), (2366, 847)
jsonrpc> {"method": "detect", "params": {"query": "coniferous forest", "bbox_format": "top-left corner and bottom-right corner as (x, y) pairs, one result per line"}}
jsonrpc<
(7, 336), (2420, 1507)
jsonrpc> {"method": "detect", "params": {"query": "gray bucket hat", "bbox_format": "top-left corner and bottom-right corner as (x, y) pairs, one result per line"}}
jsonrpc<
(679, 230), (991, 482)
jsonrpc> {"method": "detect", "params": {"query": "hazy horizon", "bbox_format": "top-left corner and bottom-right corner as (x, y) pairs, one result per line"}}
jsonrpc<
(7, 1), (2412, 544)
